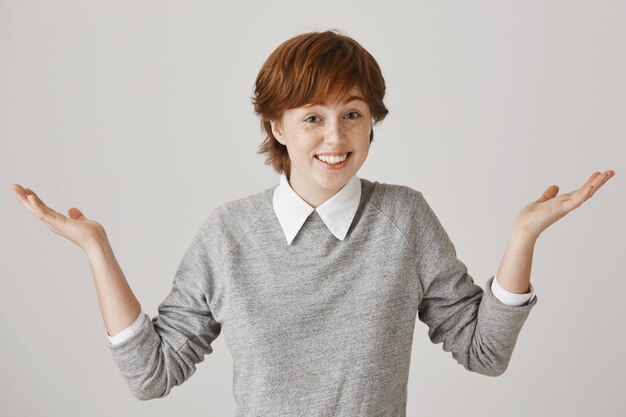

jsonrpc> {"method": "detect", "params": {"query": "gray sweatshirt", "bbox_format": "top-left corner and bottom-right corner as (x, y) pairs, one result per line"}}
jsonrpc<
(108, 178), (537, 416)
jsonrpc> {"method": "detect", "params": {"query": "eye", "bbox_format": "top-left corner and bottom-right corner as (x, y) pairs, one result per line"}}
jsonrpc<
(304, 115), (320, 123)
(345, 111), (361, 120)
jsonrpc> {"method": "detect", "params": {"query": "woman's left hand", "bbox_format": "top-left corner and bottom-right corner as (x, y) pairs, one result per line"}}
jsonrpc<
(513, 169), (616, 240)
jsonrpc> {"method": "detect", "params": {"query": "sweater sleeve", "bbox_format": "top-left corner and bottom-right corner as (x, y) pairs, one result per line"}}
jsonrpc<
(415, 193), (537, 377)
(107, 233), (222, 400)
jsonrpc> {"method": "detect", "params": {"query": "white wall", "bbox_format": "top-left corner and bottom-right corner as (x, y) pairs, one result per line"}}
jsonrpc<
(2, 1), (624, 416)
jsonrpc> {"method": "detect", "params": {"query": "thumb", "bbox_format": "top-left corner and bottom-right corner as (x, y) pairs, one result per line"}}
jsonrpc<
(68, 207), (86, 220)
(536, 185), (559, 203)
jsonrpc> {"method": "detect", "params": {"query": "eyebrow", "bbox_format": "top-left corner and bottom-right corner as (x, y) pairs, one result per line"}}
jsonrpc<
(342, 95), (366, 103)
(304, 95), (366, 108)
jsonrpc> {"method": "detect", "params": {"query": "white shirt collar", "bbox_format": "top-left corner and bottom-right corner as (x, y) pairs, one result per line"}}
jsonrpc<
(272, 172), (362, 245)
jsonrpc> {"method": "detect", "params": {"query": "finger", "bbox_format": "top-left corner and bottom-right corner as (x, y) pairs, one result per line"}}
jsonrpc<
(580, 172), (603, 191)
(12, 184), (37, 215)
(27, 189), (62, 221)
(561, 171), (605, 200)
(536, 185), (559, 203)
(68, 207), (87, 220)
(562, 170), (612, 209)
(602, 169), (615, 185)
(12, 183), (29, 200)
(587, 170), (613, 198)
(23, 188), (46, 206)
(562, 183), (595, 212)
(23, 188), (62, 215)
(27, 193), (70, 230)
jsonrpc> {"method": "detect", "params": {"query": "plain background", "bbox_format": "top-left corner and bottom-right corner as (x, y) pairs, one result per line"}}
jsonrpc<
(1, 1), (624, 416)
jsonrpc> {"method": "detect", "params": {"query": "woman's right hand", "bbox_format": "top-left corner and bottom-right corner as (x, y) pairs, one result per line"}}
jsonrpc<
(12, 184), (108, 253)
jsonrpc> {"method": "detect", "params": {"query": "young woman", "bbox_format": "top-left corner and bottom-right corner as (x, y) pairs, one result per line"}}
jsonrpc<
(11, 30), (615, 416)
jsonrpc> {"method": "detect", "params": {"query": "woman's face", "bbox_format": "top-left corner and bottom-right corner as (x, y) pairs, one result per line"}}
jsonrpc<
(269, 86), (372, 208)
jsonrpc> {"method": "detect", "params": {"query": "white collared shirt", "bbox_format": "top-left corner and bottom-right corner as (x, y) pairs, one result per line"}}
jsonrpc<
(272, 172), (362, 245)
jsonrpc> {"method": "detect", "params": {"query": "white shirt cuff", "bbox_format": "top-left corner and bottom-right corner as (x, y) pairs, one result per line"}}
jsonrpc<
(491, 274), (536, 306)
(107, 310), (146, 346)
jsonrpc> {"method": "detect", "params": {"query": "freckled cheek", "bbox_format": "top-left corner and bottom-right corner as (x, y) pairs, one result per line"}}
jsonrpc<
(348, 122), (371, 135)
(288, 130), (323, 156)
(285, 142), (315, 163)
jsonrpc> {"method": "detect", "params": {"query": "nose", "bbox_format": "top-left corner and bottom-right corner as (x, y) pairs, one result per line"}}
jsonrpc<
(323, 118), (345, 144)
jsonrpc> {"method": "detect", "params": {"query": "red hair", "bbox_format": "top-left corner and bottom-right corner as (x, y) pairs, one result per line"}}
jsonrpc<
(251, 29), (389, 177)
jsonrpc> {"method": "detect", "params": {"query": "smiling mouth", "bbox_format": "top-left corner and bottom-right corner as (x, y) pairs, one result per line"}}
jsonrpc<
(314, 152), (352, 166)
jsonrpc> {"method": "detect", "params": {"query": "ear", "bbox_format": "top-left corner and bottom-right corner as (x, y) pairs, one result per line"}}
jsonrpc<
(269, 119), (286, 146)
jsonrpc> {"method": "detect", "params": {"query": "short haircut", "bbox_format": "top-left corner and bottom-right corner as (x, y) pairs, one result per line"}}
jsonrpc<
(251, 29), (389, 177)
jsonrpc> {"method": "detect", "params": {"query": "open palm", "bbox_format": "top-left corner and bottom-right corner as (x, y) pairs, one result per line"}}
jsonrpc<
(12, 184), (106, 252)
(514, 170), (616, 239)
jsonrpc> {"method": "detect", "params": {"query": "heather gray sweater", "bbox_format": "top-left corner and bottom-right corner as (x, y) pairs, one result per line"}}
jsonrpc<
(108, 178), (537, 416)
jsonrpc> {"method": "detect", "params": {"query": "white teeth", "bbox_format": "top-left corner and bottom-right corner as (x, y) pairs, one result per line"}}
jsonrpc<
(316, 153), (349, 164)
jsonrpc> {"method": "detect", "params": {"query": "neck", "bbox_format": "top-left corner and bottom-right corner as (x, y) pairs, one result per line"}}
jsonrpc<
(290, 178), (345, 209)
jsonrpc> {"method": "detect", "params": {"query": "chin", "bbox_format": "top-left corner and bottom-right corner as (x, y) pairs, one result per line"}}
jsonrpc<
(319, 175), (350, 189)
